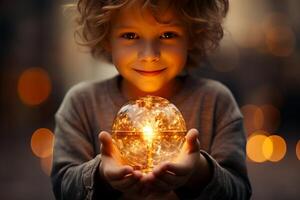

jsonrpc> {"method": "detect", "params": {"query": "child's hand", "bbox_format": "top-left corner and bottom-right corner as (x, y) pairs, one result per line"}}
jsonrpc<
(142, 129), (207, 193)
(98, 131), (145, 199)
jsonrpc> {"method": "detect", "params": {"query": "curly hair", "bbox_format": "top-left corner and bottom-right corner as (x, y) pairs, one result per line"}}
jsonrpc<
(75, 0), (229, 67)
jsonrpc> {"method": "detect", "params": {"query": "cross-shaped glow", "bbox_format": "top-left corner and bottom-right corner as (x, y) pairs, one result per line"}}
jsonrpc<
(142, 125), (154, 142)
(111, 96), (187, 173)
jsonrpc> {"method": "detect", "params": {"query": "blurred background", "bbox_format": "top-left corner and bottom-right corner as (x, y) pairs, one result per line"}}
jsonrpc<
(0, 0), (299, 199)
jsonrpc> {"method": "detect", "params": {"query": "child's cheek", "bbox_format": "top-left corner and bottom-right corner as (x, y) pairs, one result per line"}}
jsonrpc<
(162, 45), (188, 67)
(112, 46), (137, 67)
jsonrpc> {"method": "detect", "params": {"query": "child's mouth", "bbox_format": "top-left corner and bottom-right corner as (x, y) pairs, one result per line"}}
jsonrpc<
(133, 68), (166, 76)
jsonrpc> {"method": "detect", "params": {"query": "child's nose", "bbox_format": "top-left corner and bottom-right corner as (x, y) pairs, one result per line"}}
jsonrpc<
(138, 41), (160, 62)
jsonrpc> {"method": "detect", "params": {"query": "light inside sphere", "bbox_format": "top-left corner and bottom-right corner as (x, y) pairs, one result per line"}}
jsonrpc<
(142, 125), (154, 142)
(111, 96), (187, 173)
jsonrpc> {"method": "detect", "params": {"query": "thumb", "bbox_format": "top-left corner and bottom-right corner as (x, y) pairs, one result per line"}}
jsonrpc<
(185, 128), (200, 153)
(98, 131), (113, 155)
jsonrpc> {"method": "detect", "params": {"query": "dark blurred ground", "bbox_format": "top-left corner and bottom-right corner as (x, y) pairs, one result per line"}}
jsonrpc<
(1, 0), (299, 199)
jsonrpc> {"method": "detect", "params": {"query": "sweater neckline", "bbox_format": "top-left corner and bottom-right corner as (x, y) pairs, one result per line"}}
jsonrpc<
(107, 74), (197, 109)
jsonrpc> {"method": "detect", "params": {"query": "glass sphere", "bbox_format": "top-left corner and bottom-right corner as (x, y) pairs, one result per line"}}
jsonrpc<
(112, 95), (187, 173)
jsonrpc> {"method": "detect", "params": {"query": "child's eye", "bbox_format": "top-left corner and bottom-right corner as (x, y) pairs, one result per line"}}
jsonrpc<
(160, 32), (178, 39)
(121, 32), (139, 40)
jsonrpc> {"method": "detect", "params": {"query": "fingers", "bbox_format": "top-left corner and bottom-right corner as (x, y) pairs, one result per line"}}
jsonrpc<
(110, 170), (142, 190)
(152, 170), (179, 185)
(142, 172), (172, 192)
(113, 171), (146, 196)
(153, 162), (188, 176)
(100, 131), (124, 164)
(98, 131), (113, 155)
(98, 131), (147, 195)
(144, 169), (185, 192)
(142, 163), (191, 192)
(102, 158), (145, 194)
(184, 128), (200, 153)
(105, 165), (134, 181)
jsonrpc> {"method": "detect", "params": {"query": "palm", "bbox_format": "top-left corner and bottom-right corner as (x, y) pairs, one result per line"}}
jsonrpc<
(141, 129), (201, 193)
(99, 131), (144, 197)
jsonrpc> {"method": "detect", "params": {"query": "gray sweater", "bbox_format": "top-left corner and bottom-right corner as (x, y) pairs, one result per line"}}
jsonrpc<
(51, 74), (252, 199)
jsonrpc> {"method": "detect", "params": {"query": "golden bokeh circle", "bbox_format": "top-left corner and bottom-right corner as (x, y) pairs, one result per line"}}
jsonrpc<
(266, 135), (286, 162)
(40, 155), (53, 176)
(31, 128), (54, 158)
(18, 67), (51, 106)
(246, 133), (269, 163)
(262, 137), (273, 160)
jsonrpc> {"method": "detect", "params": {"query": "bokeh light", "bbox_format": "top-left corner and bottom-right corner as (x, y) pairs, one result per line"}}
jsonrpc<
(231, 21), (265, 49)
(265, 24), (295, 57)
(241, 105), (264, 136)
(40, 155), (53, 176)
(241, 104), (281, 135)
(260, 105), (281, 133)
(262, 136), (273, 160)
(296, 140), (300, 161)
(265, 135), (286, 162)
(18, 67), (52, 106)
(246, 132), (269, 163)
(31, 128), (54, 158)
(263, 13), (296, 57)
(247, 132), (287, 163)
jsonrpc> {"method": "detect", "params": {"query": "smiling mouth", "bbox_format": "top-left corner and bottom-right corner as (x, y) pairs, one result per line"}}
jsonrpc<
(133, 68), (166, 76)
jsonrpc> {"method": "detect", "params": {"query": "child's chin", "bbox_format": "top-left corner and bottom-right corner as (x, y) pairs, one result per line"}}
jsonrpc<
(138, 85), (163, 94)
(132, 78), (167, 94)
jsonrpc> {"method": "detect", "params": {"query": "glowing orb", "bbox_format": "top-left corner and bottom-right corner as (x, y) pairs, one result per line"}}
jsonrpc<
(112, 95), (187, 173)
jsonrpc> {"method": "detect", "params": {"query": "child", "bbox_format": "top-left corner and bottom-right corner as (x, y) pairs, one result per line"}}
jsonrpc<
(51, 0), (252, 199)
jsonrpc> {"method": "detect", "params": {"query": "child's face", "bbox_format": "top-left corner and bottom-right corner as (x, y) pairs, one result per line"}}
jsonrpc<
(109, 3), (189, 93)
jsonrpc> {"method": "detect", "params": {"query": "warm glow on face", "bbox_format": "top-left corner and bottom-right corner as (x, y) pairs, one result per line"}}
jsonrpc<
(31, 128), (54, 158)
(18, 67), (52, 106)
(110, 2), (188, 93)
(143, 125), (154, 142)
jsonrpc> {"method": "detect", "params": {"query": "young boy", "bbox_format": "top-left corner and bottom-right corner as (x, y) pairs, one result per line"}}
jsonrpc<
(51, 0), (252, 199)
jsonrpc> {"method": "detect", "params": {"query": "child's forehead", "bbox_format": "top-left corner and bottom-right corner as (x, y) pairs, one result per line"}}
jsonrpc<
(111, 2), (183, 28)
